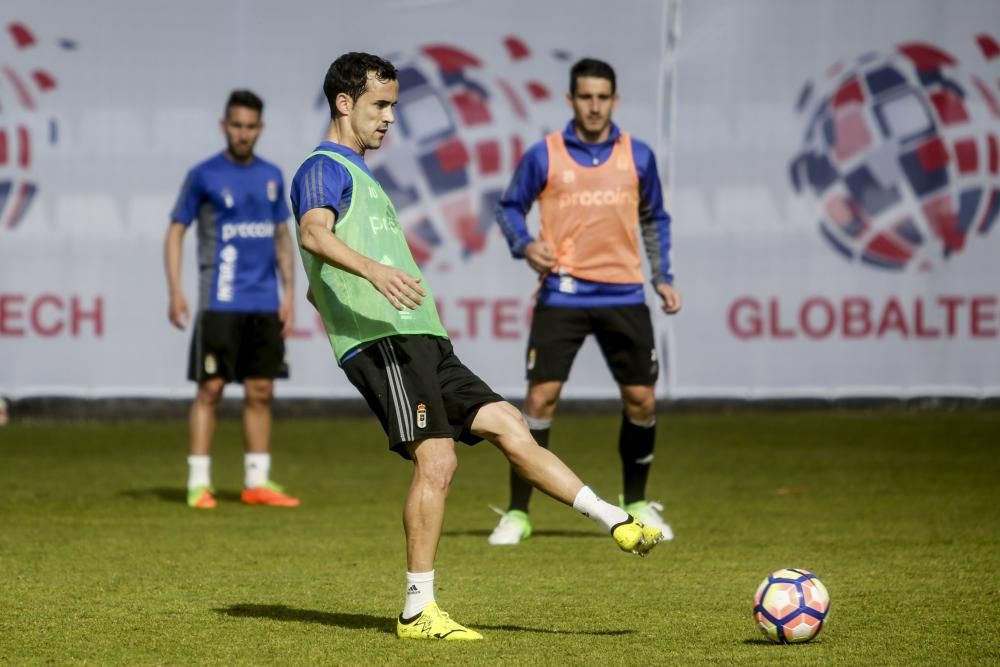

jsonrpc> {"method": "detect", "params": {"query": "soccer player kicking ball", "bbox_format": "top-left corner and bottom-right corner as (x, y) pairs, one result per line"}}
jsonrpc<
(290, 52), (664, 641)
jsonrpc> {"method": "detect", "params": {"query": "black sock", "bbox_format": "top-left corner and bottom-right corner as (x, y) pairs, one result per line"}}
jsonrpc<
(619, 414), (655, 505)
(509, 427), (550, 512)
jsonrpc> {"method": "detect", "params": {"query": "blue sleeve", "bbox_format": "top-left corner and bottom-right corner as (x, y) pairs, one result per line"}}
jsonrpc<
(273, 171), (291, 222)
(290, 155), (352, 223)
(494, 141), (549, 259)
(170, 167), (202, 225)
(633, 138), (674, 285)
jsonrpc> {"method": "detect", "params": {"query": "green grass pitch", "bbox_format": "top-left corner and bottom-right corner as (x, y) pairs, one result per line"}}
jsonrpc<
(1, 409), (998, 664)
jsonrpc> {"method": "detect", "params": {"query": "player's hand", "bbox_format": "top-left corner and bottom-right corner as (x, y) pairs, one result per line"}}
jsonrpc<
(656, 283), (682, 315)
(279, 299), (295, 337)
(366, 262), (426, 311)
(525, 240), (556, 275)
(168, 293), (190, 330)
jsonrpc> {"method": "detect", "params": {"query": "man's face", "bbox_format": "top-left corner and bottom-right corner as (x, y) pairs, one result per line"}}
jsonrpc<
(568, 76), (617, 140)
(221, 106), (262, 161)
(348, 74), (398, 152)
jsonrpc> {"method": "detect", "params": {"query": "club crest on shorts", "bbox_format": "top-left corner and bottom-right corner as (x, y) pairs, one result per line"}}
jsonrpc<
(527, 347), (536, 371)
(204, 353), (217, 375)
(416, 403), (427, 429)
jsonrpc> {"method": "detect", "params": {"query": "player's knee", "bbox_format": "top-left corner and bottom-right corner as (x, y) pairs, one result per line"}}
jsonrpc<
(623, 390), (656, 422)
(244, 381), (274, 408)
(525, 384), (560, 417)
(195, 380), (224, 406)
(498, 401), (528, 427)
(626, 402), (655, 423)
(489, 401), (530, 438)
(423, 449), (458, 490)
(494, 404), (539, 459)
(525, 393), (554, 415)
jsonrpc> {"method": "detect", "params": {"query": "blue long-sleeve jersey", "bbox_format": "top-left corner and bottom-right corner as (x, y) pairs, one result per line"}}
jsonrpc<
(495, 121), (674, 307)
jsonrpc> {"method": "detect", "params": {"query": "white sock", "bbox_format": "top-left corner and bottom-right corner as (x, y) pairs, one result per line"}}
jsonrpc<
(402, 570), (435, 619)
(244, 453), (271, 488)
(573, 486), (629, 532)
(524, 414), (552, 430)
(187, 455), (211, 490)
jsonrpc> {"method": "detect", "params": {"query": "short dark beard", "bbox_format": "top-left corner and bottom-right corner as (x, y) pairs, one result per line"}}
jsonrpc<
(225, 142), (254, 164)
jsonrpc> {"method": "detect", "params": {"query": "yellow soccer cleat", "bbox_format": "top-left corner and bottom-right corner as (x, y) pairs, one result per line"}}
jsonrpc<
(396, 602), (483, 641)
(611, 515), (663, 557)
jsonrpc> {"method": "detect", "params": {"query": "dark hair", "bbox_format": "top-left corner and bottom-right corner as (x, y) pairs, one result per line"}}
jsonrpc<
(225, 89), (264, 116)
(323, 52), (398, 117)
(569, 58), (616, 94)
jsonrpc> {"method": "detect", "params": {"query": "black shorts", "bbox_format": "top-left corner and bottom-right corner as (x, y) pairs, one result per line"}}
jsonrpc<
(526, 304), (658, 386)
(342, 335), (505, 459)
(188, 311), (288, 383)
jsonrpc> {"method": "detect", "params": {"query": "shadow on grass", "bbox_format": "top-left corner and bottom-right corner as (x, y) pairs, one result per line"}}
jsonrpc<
(216, 604), (634, 636)
(119, 487), (242, 504)
(218, 604), (393, 634)
(443, 528), (602, 539)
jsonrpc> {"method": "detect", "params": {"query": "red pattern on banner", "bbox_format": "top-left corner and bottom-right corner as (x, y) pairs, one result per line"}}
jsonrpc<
(897, 42), (956, 70)
(451, 91), (491, 125)
(976, 34), (1000, 59)
(916, 137), (948, 171)
(832, 78), (863, 108)
(929, 89), (969, 125)
(833, 108), (871, 162)
(32, 69), (57, 90)
(503, 36), (530, 60)
(923, 194), (963, 252)
(421, 45), (480, 73)
(953, 138), (978, 174)
(525, 81), (550, 100)
(8, 23), (36, 48)
(496, 78), (527, 119)
(434, 138), (469, 172)
(3, 66), (36, 109)
(475, 140), (500, 175)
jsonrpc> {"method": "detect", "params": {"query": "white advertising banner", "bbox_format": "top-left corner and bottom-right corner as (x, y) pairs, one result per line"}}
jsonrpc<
(669, 0), (1000, 398)
(0, 0), (672, 398)
(1, 0), (998, 400)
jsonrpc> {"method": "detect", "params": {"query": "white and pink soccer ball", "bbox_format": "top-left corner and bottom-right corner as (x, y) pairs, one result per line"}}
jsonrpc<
(753, 568), (831, 644)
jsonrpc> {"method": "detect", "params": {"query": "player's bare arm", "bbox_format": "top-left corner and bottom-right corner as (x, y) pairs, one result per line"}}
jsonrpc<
(275, 221), (296, 336)
(298, 206), (425, 311)
(524, 240), (557, 275)
(164, 222), (190, 329)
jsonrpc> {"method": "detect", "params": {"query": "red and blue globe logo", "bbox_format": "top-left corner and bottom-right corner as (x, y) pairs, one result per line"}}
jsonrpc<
(790, 35), (1000, 270)
(0, 21), (73, 231)
(319, 37), (567, 270)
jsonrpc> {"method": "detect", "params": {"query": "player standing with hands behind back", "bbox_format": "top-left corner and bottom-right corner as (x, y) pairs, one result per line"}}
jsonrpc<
(164, 90), (300, 510)
(491, 58), (682, 545)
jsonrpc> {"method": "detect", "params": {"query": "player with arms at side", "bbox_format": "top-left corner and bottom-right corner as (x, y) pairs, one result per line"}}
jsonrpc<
(490, 58), (682, 545)
(165, 90), (299, 509)
(290, 52), (663, 641)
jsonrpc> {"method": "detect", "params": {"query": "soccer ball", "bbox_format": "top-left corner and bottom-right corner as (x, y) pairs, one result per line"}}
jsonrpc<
(753, 568), (830, 644)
